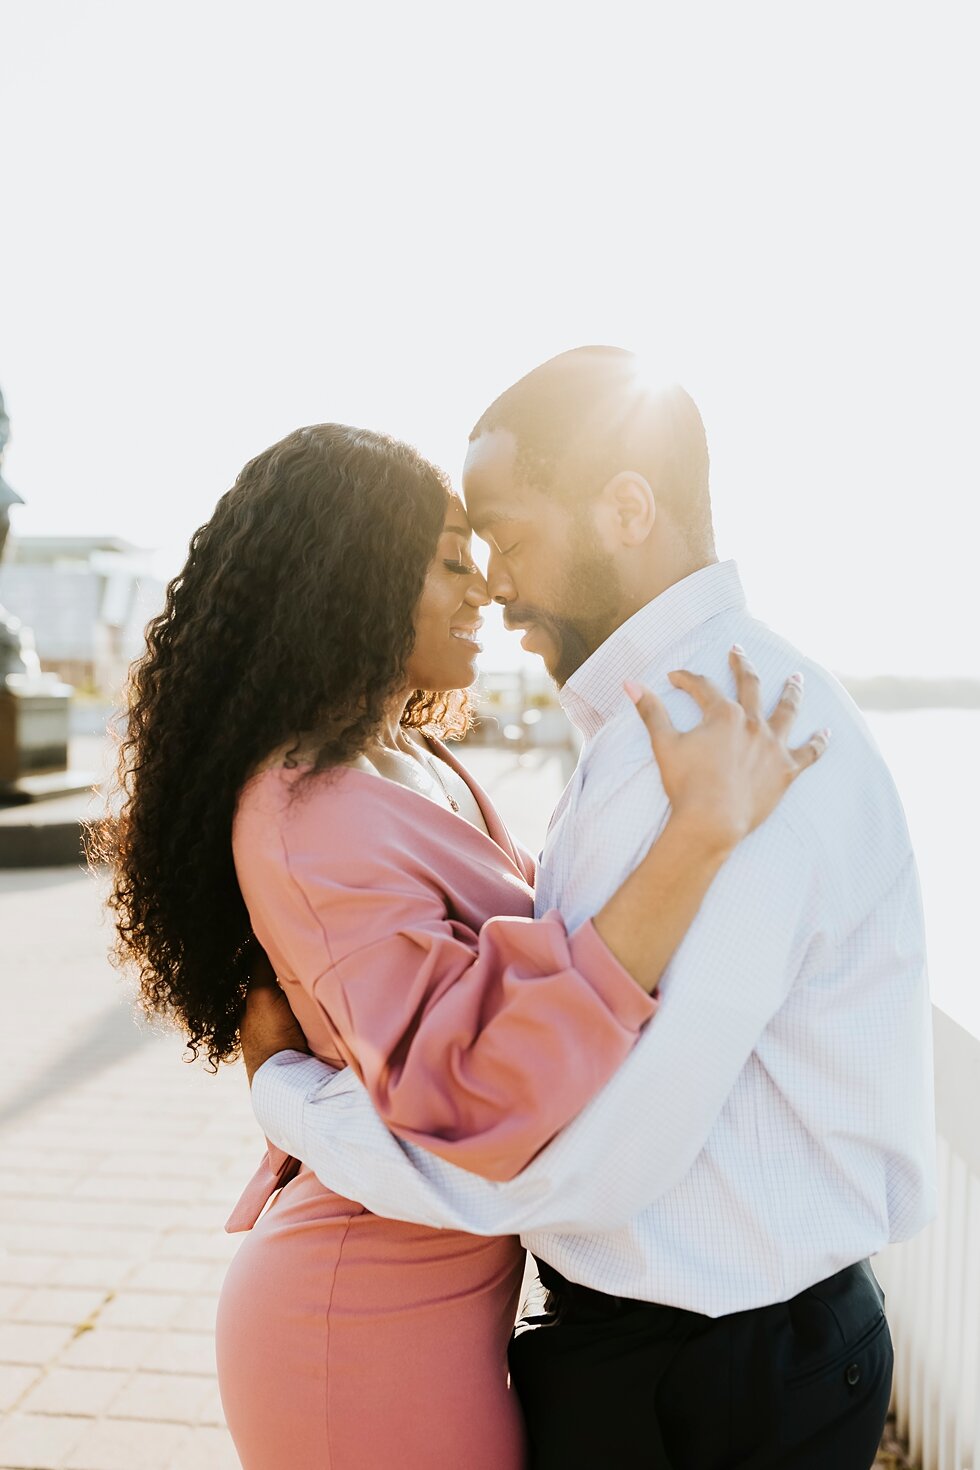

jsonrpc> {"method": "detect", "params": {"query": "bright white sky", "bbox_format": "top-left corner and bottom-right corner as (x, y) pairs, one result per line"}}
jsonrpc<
(1, 0), (976, 675)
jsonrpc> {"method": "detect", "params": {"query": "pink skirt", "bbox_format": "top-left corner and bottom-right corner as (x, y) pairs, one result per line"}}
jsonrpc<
(216, 1167), (527, 1469)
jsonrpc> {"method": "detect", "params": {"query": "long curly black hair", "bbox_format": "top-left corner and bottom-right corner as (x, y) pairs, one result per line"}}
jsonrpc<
(96, 423), (471, 1069)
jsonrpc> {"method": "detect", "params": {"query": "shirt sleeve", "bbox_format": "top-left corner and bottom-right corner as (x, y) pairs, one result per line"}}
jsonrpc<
(241, 783), (655, 1184)
(251, 809), (825, 1234)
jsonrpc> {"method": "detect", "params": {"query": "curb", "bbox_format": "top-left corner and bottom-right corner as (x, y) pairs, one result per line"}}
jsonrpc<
(0, 814), (88, 867)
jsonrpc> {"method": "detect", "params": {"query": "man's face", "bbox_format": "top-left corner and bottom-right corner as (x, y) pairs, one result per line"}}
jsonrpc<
(462, 429), (622, 686)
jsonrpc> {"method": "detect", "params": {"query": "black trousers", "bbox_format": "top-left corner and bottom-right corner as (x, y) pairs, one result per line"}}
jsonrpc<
(508, 1259), (893, 1469)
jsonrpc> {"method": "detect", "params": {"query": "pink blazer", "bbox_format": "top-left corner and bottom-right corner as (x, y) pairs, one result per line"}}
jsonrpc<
(227, 742), (655, 1229)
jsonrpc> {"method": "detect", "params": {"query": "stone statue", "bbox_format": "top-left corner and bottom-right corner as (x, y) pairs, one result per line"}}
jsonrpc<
(0, 385), (41, 684)
(0, 386), (21, 561)
(0, 387), (77, 799)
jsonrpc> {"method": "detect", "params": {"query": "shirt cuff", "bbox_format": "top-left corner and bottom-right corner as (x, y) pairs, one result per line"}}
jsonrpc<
(567, 917), (659, 1031)
(251, 1051), (339, 1157)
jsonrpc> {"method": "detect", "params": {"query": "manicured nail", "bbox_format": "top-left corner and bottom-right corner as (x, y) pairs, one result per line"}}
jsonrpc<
(732, 643), (745, 654)
(624, 680), (643, 703)
(789, 672), (804, 686)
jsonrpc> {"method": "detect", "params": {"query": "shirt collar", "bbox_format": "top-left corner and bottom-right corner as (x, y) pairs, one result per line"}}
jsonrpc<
(559, 560), (747, 739)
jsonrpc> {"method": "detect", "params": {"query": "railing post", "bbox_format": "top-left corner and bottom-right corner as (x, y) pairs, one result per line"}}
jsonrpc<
(875, 1007), (980, 1470)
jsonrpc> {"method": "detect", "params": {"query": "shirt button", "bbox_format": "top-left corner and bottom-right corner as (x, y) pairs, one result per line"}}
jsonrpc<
(845, 1363), (861, 1387)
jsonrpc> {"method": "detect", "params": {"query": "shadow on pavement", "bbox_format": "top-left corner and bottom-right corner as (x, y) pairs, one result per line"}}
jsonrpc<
(0, 1001), (158, 1129)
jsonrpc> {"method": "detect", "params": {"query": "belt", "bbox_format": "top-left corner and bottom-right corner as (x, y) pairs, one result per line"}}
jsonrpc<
(533, 1256), (878, 1328)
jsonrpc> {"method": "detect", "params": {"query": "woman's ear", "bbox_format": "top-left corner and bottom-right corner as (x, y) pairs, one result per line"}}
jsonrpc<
(596, 470), (656, 547)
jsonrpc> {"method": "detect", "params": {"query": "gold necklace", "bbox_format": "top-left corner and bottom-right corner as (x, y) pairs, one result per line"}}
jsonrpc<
(422, 752), (461, 813)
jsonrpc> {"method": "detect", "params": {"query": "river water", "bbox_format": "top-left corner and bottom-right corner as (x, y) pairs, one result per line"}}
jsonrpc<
(864, 709), (980, 1039)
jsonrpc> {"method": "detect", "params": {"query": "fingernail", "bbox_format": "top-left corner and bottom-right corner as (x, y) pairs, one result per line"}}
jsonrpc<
(822, 727), (832, 740)
(732, 643), (745, 654)
(624, 680), (643, 703)
(789, 672), (804, 686)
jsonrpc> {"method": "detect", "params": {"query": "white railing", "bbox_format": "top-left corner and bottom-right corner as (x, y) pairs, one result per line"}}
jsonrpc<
(875, 1007), (980, 1470)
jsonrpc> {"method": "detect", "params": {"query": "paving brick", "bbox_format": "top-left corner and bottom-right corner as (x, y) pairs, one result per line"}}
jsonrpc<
(141, 1331), (217, 1377)
(10, 1289), (108, 1328)
(158, 1230), (241, 1263)
(91, 1154), (215, 1180)
(0, 1225), (152, 1258)
(169, 1295), (217, 1334)
(0, 1364), (40, 1414)
(20, 1367), (129, 1418)
(198, 1183), (254, 1206)
(0, 1173), (83, 1199)
(0, 1322), (77, 1367)
(106, 1370), (214, 1424)
(63, 1417), (189, 1470)
(212, 1156), (261, 1182)
(0, 1152), (101, 1176)
(72, 1176), (192, 1204)
(95, 1293), (180, 1331)
(0, 1411), (89, 1468)
(193, 1380), (227, 1427)
(170, 1203), (236, 1232)
(55, 1131), (186, 1155)
(60, 1329), (159, 1373)
(123, 1260), (217, 1294)
(46, 1258), (134, 1292)
(199, 1263), (232, 1293)
(0, 1287), (25, 1317)
(169, 1423), (241, 1469)
(0, 1197), (163, 1231)
(0, 1252), (58, 1287)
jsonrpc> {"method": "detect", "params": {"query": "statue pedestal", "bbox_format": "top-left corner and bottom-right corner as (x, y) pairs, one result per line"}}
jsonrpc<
(0, 683), (95, 806)
(0, 685), (100, 863)
(0, 683), (71, 781)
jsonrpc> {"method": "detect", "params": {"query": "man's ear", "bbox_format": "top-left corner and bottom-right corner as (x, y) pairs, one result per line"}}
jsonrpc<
(595, 470), (656, 547)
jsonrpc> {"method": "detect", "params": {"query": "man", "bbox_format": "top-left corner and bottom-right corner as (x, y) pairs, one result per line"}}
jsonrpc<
(241, 348), (935, 1467)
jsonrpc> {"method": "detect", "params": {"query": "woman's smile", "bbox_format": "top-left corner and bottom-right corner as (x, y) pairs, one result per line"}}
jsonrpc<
(450, 619), (483, 651)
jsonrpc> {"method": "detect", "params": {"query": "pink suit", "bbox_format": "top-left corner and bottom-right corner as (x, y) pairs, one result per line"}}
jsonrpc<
(216, 745), (655, 1469)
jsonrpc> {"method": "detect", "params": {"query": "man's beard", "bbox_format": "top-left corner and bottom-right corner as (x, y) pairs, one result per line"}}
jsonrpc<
(509, 538), (623, 688)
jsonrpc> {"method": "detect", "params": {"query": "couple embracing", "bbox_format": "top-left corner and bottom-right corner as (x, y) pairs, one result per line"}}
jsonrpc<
(108, 347), (934, 1468)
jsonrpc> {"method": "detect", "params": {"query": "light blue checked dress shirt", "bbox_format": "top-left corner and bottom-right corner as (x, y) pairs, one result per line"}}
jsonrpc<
(252, 560), (936, 1315)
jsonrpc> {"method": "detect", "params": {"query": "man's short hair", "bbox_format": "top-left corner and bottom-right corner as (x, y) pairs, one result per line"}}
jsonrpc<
(470, 346), (714, 556)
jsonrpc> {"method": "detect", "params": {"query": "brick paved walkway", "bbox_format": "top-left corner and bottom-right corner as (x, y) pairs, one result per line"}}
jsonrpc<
(0, 864), (254, 1469)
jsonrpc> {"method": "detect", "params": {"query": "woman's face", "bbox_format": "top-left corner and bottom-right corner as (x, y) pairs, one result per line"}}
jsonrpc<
(404, 498), (489, 693)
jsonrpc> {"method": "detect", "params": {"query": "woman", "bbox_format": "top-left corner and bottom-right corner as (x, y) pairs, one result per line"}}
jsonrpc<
(104, 424), (826, 1469)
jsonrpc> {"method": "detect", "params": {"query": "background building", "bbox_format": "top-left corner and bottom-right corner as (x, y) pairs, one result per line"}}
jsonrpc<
(0, 535), (165, 697)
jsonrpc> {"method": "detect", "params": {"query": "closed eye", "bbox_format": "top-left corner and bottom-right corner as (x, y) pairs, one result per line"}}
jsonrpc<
(496, 543), (519, 557)
(444, 559), (479, 575)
